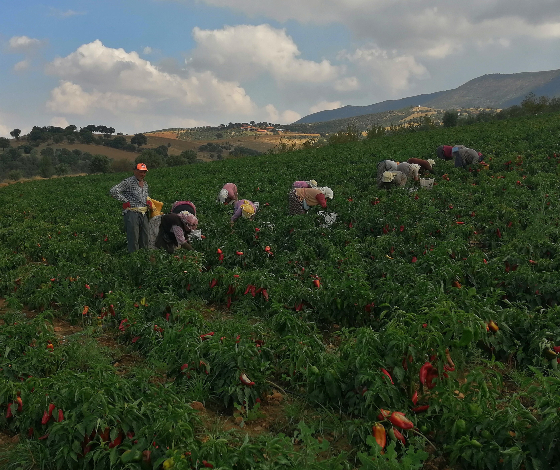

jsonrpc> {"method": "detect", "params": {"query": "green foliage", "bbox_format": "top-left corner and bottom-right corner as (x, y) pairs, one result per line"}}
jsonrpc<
(89, 154), (112, 174)
(2, 111), (560, 469)
(442, 110), (458, 127)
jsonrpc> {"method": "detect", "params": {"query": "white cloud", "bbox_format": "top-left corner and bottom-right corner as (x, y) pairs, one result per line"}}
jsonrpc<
(190, 24), (340, 83)
(309, 100), (342, 114)
(334, 77), (359, 92)
(8, 36), (44, 52)
(187, 1), (560, 60)
(45, 40), (257, 120)
(50, 117), (70, 128)
(143, 46), (153, 55)
(13, 60), (30, 72)
(340, 46), (429, 95)
(264, 104), (301, 124)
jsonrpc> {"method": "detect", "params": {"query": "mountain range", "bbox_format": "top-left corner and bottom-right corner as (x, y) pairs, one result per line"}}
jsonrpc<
(294, 68), (560, 125)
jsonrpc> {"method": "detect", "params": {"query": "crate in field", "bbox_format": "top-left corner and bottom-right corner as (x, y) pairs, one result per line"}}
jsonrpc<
(420, 178), (434, 189)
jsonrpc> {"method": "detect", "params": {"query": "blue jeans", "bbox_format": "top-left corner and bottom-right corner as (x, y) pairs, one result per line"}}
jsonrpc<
(123, 210), (149, 253)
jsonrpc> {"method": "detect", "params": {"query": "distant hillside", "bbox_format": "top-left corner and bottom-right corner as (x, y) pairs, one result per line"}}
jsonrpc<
(294, 68), (560, 125)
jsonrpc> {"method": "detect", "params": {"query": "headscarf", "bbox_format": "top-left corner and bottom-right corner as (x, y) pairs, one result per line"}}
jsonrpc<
(241, 201), (255, 219)
(382, 171), (394, 183)
(427, 159), (435, 167)
(319, 187), (334, 199)
(181, 212), (198, 230)
(309, 180), (318, 188)
(218, 188), (228, 203)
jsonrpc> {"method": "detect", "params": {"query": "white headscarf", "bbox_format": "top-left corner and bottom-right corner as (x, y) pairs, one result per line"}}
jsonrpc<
(319, 187), (334, 199)
(217, 188), (228, 204)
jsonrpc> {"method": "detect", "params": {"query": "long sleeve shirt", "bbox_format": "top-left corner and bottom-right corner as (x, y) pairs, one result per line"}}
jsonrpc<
(407, 158), (434, 174)
(171, 212), (194, 245)
(454, 147), (480, 167)
(231, 199), (256, 223)
(396, 162), (419, 180)
(110, 176), (149, 208)
(294, 188), (327, 208)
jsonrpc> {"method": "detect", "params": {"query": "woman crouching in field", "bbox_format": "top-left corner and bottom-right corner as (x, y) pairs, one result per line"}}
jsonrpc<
(288, 187), (333, 215)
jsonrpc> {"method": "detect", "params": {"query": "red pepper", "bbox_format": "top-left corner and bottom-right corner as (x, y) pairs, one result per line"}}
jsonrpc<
(209, 279), (218, 288)
(391, 427), (406, 445)
(240, 372), (255, 386)
(381, 368), (394, 385)
(82, 306), (89, 316)
(218, 254), (224, 263)
(496, 228), (502, 238)
(108, 431), (123, 448)
(411, 391), (418, 406)
(99, 427), (110, 441)
(372, 423), (386, 450)
(426, 369), (438, 389)
(202, 461), (214, 468)
(412, 405), (430, 413)
(6, 403), (13, 419)
(41, 410), (50, 424)
(419, 362), (433, 385)
(48, 403), (55, 418)
(109, 305), (116, 317)
(200, 332), (214, 340)
(244, 284), (254, 295)
(313, 279), (321, 288)
(58, 409), (64, 422)
(377, 409), (391, 421)
(388, 411), (414, 430)
(16, 396), (23, 412)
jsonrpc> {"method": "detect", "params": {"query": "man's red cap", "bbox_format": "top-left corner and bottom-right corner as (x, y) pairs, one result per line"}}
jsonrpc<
(136, 163), (148, 171)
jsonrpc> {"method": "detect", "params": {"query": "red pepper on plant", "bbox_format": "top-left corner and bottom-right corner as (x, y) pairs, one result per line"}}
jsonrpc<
(381, 368), (394, 384)
(388, 411), (414, 430)
(377, 409), (391, 421)
(391, 427), (406, 445)
(372, 423), (386, 450)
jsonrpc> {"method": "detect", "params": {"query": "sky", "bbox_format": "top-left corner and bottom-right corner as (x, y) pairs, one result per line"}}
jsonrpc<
(1, 0), (560, 137)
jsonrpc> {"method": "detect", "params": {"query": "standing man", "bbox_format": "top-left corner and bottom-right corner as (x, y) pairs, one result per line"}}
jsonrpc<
(110, 163), (152, 253)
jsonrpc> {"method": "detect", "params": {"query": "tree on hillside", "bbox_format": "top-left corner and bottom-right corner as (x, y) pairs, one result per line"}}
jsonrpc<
(0, 137), (10, 151)
(89, 154), (111, 174)
(10, 129), (21, 140)
(442, 110), (458, 127)
(131, 133), (148, 147)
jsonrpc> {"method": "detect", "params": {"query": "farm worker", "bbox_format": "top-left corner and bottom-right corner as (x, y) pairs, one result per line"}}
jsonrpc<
(155, 210), (198, 254)
(231, 199), (259, 224)
(453, 147), (485, 168)
(379, 171), (407, 189)
(288, 187), (333, 215)
(109, 163), (152, 253)
(376, 160), (398, 188)
(407, 158), (435, 175)
(292, 179), (318, 189)
(436, 145), (456, 160)
(396, 162), (421, 182)
(217, 183), (238, 204)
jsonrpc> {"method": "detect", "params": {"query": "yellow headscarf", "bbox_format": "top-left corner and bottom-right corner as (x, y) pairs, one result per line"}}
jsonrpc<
(241, 200), (255, 219)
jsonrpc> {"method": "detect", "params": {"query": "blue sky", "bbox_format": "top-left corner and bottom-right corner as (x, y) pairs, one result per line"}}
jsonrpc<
(2, 0), (560, 136)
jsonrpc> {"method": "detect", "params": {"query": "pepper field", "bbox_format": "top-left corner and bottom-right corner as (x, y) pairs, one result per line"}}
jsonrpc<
(1, 113), (560, 469)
